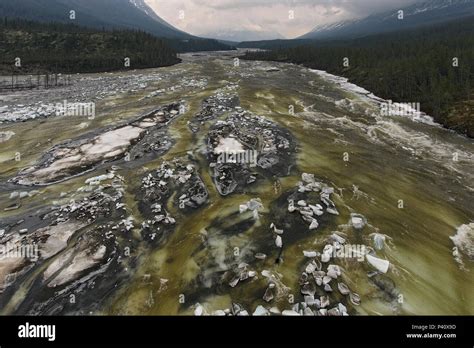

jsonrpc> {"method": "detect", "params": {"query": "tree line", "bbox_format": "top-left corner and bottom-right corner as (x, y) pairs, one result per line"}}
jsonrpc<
(0, 17), (180, 75)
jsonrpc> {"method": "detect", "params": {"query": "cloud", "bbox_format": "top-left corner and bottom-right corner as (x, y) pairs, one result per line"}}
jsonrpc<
(145, 0), (419, 39)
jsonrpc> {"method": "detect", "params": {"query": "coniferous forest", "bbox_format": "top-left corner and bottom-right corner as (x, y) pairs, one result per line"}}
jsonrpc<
(0, 17), (181, 74)
(243, 16), (474, 137)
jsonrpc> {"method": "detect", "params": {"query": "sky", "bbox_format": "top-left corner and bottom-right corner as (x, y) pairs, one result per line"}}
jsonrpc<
(145, 0), (419, 40)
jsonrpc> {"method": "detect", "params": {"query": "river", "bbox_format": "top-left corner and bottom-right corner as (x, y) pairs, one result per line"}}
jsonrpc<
(0, 51), (472, 316)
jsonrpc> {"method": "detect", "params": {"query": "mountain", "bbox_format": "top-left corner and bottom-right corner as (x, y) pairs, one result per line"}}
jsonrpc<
(128, 0), (189, 34)
(299, 0), (474, 40)
(201, 29), (285, 43)
(0, 0), (192, 39)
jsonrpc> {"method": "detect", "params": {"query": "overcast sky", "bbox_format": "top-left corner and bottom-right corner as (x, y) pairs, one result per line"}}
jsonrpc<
(145, 0), (419, 39)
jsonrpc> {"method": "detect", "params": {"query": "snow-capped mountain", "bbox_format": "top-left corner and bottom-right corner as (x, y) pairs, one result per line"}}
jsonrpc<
(0, 0), (192, 39)
(129, 0), (179, 31)
(300, 0), (474, 40)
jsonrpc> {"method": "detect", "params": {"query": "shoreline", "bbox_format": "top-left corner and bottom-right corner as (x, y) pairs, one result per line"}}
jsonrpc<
(308, 68), (441, 127)
(241, 55), (474, 139)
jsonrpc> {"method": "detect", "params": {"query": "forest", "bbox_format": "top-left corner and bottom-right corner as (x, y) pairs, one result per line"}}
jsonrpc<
(168, 38), (234, 53)
(243, 16), (474, 137)
(0, 17), (181, 74)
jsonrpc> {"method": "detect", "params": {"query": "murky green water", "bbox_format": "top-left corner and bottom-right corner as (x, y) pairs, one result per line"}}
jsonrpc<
(1, 52), (472, 315)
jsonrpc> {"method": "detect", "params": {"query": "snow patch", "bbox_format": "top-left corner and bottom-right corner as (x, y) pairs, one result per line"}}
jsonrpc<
(214, 137), (244, 154)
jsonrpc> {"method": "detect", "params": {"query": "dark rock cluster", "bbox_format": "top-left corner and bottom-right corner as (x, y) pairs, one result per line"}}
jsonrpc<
(207, 111), (297, 196)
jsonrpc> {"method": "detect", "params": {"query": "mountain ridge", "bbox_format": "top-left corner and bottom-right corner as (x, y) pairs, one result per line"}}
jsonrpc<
(299, 0), (474, 40)
(0, 0), (192, 39)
